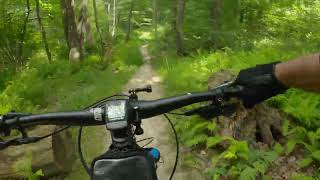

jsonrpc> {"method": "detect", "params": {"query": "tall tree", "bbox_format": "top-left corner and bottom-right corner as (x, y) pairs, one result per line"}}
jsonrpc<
(35, 0), (52, 63)
(78, 0), (94, 47)
(211, 0), (240, 48)
(60, 0), (81, 62)
(111, 0), (117, 38)
(93, 0), (104, 56)
(211, 0), (223, 27)
(153, 0), (158, 40)
(125, 0), (134, 42)
(17, 0), (31, 66)
(104, 0), (111, 31)
(174, 0), (186, 56)
(103, 0), (114, 62)
(0, 0), (31, 69)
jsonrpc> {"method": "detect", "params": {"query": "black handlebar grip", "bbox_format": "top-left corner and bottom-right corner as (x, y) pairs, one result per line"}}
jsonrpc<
(3, 111), (104, 129)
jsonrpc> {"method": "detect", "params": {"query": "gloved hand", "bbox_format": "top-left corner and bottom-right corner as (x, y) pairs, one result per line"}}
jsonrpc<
(234, 62), (288, 108)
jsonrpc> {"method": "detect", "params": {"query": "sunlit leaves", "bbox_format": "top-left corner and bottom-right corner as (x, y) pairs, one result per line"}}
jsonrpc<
(207, 122), (217, 132)
(312, 151), (320, 161)
(286, 139), (297, 155)
(297, 157), (313, 168)
(292, 175), (315, 180)
(253, 161), (268, 174)
(239, 166), (257, 180)
(185, 134), (208, 147)
(39, 0), (53, 13)
(223, 140), (249, 160)
(206, 136), (223, 148)
(284, 122), (320, 168)
(274, 143), (284, 154)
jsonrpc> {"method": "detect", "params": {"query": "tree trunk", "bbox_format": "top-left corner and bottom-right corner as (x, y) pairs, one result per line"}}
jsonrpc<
(211, 0), (223, 24)
(111, 0), (117, 38)
(102, 0), (114, 63)
(35, 0), (52, 63)
(16, 0), (31, 66)
(153, 0), (158, 40)
(60, 0), (82, 62)
(125, 0), (134, 42)
(60, 0), (69, 48)
(174, 0), (186, 56)
(208, 71), (285, 147)
(78, 0), (94, 47)
(210, 0), (223, 49)
(93, 0), (104, 57)
(104, 0), (111, 32)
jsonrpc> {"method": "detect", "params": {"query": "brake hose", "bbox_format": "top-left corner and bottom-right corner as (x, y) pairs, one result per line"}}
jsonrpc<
(164, 114), (179, 180)
(78, 125), (91, 175)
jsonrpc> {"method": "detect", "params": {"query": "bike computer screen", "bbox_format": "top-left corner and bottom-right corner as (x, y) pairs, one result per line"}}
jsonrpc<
(105, 100), (128, 130)
(107, 101), (126, 121)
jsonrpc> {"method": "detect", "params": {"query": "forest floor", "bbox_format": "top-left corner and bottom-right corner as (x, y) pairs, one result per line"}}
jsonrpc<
(117, 44), (205, 180)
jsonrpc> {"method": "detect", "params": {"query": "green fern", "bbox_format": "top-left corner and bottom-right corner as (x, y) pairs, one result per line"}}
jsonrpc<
(183, 153), (203, 170)
(284, 122), (320, 169)
(206, 136), (224, 148)
(12, 152), (44, 179)
(207, 140), (281, 180)
(239, 166), (257, 180)
(292, 175), (315, 180)
(223, 140), (250, 160)
(185, 134), (208, 147)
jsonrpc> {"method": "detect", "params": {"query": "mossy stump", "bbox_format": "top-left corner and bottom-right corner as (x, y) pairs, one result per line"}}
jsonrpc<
(208, 70), (285, 147)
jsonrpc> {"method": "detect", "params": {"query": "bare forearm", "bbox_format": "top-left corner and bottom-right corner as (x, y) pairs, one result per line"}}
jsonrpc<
(275, 54), (320, 92)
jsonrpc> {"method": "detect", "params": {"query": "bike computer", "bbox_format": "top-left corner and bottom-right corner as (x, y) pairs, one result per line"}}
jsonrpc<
(105, 100), (128, 130)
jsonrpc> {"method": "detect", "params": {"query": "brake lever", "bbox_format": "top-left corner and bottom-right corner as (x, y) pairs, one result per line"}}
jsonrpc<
(209, 81), (244, 102)
(183, 81), (242, 119)
(0, 112), (31, 137)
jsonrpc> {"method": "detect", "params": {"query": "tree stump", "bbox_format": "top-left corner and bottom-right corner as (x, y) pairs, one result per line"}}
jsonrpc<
(0, 125), (76, 179)
(208, 70), (285, 147)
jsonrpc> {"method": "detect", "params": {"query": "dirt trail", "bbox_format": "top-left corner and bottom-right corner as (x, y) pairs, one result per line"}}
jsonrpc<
(119, 45), (204, 180)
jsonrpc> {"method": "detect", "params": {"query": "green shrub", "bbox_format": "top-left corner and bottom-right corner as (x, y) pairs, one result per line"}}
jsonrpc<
(283, 121), (320, 168)
(0, 59), (136, 114)
(113, 41), (144, 67)
(13, 152), (44, 180)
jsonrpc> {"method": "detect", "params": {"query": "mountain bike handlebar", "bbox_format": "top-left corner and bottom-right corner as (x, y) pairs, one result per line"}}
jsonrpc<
(0, 82), (243, 133)
(135, 84), (242, 118)
(0, 81), (244, 180)
(1, 111), (103, 129)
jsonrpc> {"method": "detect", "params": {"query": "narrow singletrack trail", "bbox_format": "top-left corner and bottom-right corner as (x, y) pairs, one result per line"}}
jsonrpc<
(119, 45), (204, 180)
(54, 45), (205, 180)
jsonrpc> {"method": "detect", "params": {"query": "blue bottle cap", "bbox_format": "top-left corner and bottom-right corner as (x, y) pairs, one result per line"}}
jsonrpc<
(149, 148), (160, 161)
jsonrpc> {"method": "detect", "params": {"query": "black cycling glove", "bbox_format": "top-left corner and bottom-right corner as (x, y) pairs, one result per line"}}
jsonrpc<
(234, 62), (288, 108)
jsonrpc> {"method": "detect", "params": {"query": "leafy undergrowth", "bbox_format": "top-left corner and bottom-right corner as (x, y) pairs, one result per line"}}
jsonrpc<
(0, 59), (136, 114)
(0, 42), (143, 179)
(13, 152), (44, 180)
(153, 44), (320, 179)
(0, 59), (136, 178)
